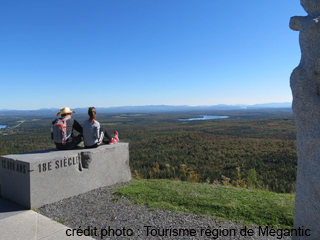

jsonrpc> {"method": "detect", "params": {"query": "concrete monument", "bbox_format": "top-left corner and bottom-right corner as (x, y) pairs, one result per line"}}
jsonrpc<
(0, 143), (131, 209)
(290, 0), (320, 238)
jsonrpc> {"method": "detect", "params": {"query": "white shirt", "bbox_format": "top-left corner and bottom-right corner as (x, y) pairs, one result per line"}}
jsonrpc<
(82, 119), (100, 147)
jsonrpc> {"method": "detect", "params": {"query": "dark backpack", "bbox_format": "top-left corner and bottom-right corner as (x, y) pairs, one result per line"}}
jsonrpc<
(52, 118), (70, 145)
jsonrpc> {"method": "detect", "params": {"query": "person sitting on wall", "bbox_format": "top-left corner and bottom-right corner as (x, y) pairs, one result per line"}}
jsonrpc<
(82, 107), (119, 148)
(51, 107), (83, 150)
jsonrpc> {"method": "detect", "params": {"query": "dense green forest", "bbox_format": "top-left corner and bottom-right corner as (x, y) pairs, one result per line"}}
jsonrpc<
(0, 108), (297, 193)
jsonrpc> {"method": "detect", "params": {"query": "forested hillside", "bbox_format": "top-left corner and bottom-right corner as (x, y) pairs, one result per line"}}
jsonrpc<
(0, 109), (297, 193)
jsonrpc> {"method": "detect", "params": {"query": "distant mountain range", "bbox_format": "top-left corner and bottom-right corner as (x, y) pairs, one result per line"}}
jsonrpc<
(0, 103), (292, 116)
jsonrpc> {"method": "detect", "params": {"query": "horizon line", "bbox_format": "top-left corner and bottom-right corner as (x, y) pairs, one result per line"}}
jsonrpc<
(0, 102), (292, 111)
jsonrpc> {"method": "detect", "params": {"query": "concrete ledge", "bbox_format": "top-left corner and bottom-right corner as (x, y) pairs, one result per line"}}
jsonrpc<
(0, 209), (94, 239)
(0, 143), (131, 209)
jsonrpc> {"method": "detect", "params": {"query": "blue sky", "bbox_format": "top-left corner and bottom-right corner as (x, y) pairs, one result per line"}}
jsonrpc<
(0, 0), (306, 110)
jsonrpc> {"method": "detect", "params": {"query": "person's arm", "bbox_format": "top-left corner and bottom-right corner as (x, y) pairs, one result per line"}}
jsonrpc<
(51, 120), (56, 140)
(94, 121), (100, 140)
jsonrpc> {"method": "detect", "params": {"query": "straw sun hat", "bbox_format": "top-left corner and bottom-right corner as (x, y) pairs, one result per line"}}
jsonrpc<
(56, 107), (75, 116)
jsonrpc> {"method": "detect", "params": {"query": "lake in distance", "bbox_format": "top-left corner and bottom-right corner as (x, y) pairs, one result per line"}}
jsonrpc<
(178, 115), (229, 121)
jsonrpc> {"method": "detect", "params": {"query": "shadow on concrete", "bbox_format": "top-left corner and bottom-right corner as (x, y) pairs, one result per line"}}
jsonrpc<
(0, 197), (27, 220)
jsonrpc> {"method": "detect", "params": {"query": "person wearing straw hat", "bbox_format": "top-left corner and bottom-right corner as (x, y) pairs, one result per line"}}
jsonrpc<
(51, 107), (83, 150)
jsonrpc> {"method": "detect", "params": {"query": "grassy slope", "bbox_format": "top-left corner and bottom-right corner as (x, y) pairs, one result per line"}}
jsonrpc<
(115, 179), (295, 229)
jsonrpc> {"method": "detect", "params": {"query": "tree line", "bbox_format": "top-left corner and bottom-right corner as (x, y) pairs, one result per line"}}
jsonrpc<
(0, 110), (297, 193)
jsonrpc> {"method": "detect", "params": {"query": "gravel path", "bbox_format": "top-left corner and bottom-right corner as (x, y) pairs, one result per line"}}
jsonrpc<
(37, 181), (293, 240)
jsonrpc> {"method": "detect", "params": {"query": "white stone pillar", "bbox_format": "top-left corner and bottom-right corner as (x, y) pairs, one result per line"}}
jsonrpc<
(290, 0), (320, 239)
